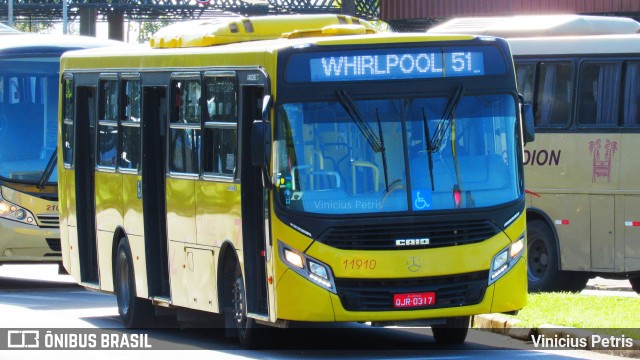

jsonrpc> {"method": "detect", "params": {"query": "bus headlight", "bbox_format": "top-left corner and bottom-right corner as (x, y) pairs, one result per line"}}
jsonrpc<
(279, 240), (336, 294)
(489, 235), (525, 285)
(0, 192), (37, 226)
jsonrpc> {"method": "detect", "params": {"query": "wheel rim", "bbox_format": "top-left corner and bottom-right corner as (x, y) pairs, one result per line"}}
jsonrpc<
(117, 252), (131, 315)
(232, 275), (246, 328)
(528, 237), (548, 282)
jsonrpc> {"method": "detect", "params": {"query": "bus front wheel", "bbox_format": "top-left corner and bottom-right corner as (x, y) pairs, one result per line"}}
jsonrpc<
(527, 220), (562, 292)
(431, 316), (470, 345)
(231, 265), (264, 349)
(114, 238), (154, 328)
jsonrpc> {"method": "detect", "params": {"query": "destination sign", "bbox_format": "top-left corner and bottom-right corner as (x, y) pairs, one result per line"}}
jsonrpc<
(308, 49), (484, 82)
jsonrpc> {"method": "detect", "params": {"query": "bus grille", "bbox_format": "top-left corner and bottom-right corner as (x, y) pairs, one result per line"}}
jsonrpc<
(319, 220), (499, 250)
(37, 214), (60, 228)
(335, 271), (488, 312)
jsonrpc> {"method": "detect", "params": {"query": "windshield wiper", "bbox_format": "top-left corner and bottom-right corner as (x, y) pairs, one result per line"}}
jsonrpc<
(336, 90), (383, 153)
(37, 149), (57, 191)
(430, 85), (465, 152)
(375, 109), (390, 191)
(421, 108), (435, 191)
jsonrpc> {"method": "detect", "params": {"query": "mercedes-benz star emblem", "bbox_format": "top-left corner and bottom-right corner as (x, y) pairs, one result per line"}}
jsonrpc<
(407, 256), (422, 272)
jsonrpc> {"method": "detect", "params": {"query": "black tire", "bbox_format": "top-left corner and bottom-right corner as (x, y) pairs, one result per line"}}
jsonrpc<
(630, 277), (640, 294)
(527, 220), (563, 292)
(431, 316), (470, 345)
(114, 238), (154, 328)
(231, 265), (264, 349)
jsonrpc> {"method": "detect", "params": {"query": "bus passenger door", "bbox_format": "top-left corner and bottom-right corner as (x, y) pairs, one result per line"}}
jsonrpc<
(75, 86), (99, 285)
(240, 81), (269, 318)
(141, 86), (170, 299)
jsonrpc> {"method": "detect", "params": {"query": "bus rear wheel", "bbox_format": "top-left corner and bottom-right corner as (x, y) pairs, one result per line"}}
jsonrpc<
(558, 272), (589, 293)
(630, 276), (640, 294)
(431, 316), (470, 345)
(527, 220), (562, 292)
(114, 238), (154, 328)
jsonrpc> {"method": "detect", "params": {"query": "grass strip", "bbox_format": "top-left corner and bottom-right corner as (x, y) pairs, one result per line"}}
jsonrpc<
(509, 292), (640, 338)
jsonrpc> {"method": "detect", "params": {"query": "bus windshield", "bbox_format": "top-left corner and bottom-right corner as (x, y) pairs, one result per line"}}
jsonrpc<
(274, 93), (521, 215)
(0, 57), (59, 184)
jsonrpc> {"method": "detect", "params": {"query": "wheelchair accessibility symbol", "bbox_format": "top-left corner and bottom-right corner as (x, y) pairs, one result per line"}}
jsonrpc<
(412, 190), (432, 211)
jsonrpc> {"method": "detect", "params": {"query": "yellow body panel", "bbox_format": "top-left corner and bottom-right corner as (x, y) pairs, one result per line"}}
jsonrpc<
(276, 269), (336, 322)
(168, 240), (190, 308)
(491, 257), (527, 313)
(195, 181), (242, 248)
(122, 174), (143, 236)
(96, 230), (114, 291)
(166, 177), (197, 244)
(94, 171), (123, 232)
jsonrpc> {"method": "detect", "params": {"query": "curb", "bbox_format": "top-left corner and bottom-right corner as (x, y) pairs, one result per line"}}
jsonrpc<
(472, 314), (640, 357)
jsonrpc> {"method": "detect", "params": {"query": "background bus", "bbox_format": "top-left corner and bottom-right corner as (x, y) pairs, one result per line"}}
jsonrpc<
(59, 15), (531, 347)
(430, 14), (640, 293)
(0, 33), (118, 269)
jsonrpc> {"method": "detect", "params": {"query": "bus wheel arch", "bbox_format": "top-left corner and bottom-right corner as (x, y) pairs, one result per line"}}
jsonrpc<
(111, 227), (128, 286)
(526, 210), (563, 292)
(114, 236), (154, 328)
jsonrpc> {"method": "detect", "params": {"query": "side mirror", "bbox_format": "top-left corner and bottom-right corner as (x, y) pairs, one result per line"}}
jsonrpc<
(522, 103), (535, 144)
(251, 120), (266, 167)
(251, 95), (273, 167)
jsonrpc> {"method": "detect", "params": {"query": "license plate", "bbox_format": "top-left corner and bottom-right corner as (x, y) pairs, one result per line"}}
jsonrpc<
(393, 292), (436, 308)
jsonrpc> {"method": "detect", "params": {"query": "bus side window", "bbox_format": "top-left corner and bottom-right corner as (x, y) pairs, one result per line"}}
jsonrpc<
(203, 75), (237, 177)
(535, 62), (572, 127)
(515, 63), (535, 105)
(577, 62), (621, 127)
(623, 61), (640, 127)
(97, 78), (118, 168)
(119, 78), (141, 171)
(170, 78), (201, 175)
(62, 77), (74, 166)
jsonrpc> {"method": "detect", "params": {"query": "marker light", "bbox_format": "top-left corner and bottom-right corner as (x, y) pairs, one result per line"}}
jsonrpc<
(14, 209), (26, 220)
(489, 235), (526, 285)
(279, 240), (336, 294)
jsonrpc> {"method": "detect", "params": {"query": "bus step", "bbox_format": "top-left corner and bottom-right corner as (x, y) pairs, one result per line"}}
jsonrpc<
(80, 282), (100, 291)
(151, 296), (173, 308)
(247, 312), (270, 322)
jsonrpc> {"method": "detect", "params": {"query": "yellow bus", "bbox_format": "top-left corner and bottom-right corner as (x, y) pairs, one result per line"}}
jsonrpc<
(59, 15), (531, 346)
(430, 15), (640, 293)
(0, 33), (117, 269)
